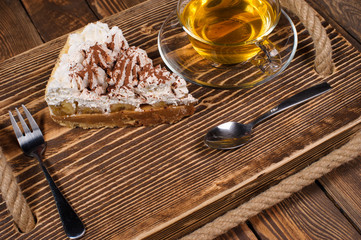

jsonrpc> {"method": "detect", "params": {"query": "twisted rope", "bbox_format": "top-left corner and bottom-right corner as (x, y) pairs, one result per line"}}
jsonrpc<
(280, 0), (335, 76)
(0, 148), (36, 233)
(181, 130), (361, 240)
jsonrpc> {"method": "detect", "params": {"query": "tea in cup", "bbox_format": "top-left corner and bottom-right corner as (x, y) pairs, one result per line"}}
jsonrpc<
(177, 0), (281, 65)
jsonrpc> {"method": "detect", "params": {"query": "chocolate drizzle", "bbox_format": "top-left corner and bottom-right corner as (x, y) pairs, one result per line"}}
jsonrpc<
(85, 45), (113, 69)
(68, 28), (191, 106)
(107, 47), (152, 90)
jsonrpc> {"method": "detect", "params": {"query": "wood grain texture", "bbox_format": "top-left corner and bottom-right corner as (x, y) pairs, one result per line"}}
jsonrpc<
(306, 0), (361, 45)
(21, 0), (98, 41)
(0, 0), (42, 62)
(144, 123), (361, 239)
(306, 0), (361, 52)
(216, 223), (257, 240)
(319, 157), (361, 231)
(249, 184), (361, 239)
(1, 0), (361, 239)
(87, 0), (145, 18)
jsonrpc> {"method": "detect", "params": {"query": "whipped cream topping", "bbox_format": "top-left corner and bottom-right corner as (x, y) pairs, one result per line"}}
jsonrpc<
(46, 22), (197, 113)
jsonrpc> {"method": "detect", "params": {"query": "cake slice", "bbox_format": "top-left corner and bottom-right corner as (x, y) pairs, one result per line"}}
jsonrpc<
(45, 22), (197, 128)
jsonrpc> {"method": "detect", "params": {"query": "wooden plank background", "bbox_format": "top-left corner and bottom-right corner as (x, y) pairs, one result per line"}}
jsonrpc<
(0, 0), (360, 239)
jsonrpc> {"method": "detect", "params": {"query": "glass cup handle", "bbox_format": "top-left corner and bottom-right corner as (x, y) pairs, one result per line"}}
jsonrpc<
(252, 38), (282, 75)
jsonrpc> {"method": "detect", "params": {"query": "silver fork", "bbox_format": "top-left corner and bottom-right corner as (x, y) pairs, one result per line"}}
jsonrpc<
(9, 105), (85, 239)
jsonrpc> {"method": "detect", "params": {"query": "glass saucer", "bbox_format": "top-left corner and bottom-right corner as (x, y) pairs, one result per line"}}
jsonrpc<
(158, 9), (298, 89)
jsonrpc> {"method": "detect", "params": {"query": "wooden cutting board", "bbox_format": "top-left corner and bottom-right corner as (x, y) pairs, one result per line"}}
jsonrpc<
(1, 0), (361, 239)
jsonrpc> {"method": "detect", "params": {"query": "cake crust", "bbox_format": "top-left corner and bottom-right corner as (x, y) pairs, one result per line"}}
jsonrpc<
(50, 104), (195, 128)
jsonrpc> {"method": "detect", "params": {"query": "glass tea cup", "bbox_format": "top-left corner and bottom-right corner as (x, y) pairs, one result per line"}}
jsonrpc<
(177, 0), (281, 66)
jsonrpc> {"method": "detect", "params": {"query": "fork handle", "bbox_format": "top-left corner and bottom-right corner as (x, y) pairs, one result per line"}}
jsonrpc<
(33, 148), (85, 239)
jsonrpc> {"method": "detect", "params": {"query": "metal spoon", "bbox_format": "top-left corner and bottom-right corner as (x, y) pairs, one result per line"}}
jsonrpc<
(204, 82), (332, 150)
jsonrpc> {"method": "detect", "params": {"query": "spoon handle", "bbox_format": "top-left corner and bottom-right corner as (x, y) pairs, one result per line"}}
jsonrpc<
(251, 82), (332, 126)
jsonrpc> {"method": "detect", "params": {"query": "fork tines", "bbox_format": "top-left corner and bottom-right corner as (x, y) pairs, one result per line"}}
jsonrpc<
(9, 105), (42, 137)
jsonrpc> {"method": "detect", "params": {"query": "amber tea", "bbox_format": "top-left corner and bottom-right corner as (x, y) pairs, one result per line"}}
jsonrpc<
(179, 0), (280, 64)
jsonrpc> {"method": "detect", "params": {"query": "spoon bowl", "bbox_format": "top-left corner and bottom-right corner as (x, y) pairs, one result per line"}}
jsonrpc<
(204, 82), (332, 150)
(205, 122), (252, 149)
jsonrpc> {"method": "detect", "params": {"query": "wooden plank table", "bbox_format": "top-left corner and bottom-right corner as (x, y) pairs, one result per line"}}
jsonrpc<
(0, 0), (361, 239)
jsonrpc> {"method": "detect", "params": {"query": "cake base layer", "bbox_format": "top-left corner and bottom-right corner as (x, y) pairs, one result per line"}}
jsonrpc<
(49, 104), (196, 128)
